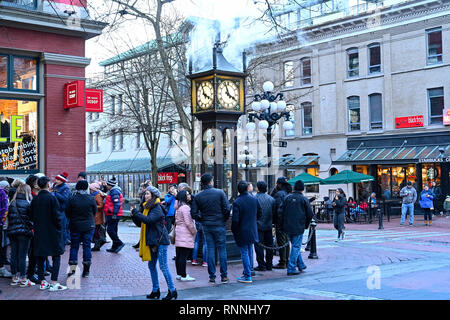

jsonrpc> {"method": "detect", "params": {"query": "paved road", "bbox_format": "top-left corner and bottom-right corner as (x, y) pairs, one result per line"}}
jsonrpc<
(1, 216), (450, 300)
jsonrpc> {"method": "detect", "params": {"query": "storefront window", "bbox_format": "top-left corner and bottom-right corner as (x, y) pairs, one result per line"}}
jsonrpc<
(355, 165), (370, 201)
(422, 163), (441, 189)
(13, 57), (37, 90)
(0, 56), (7, 88)
(0, 99), (38, 172)
(306, 167), (319, 193)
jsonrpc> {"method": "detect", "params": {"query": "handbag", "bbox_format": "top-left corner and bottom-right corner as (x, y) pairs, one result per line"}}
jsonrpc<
(169, 223), (176, 245)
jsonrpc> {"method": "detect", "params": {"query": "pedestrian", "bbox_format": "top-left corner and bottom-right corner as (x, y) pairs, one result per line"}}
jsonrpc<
(278, 180), (313, 276)
(132, 182), (150, 250)
(254, 181), (275, 272)
(174, 190), (196, 282)
(90, 182), (107, 251)
(431, 181), (442, 216)
(347, 197), (357, 221)
(191, 219), (207, 267)
(104, 177), (125, 253)
(6, 184), (34, 287)
(9, 179), (25, 201)
(30, 176), (67, 291)
(191, 173), (231, 284)
(419, 185), (434, 226)
(271, 177), (292, 269)
(400, 181), (418, 226)
(232, 181), (261, 283)
(383, 189), (391, 200)
(0, 180), (11, 278)
(332, 188), (347, 241)
(130, 186), (177, 300)
(66, 180), (97, 278)
(164, 184), (178, 232)
(52, 172), (71, 246)
(247, 182), (254, 195)
(25, 174), (39, 284)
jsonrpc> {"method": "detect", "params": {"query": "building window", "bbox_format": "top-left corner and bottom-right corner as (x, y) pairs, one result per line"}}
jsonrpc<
(95, 132), (100, 152)
(1, 0), (37, 10)
(111, 130), (117, 151)
(369, 93), (383, 130)
(283, 61), (294, 87)
(329, 168), (339, 176)
(87, 112), (93, 121)
(368, 43), (381, 74)
(347, 96), (360, 131)
(428, 87), (444, 124)
(118, 129), (124, 150)
(300, 57), (311, 86)
(301, 102), (312, 135)
(426, 27), (443, 65)
(0, 54), (38, 92)
(285, 105), (296, 137)
(88, 132), (93, 152)
(306, 167), (319, 193)
(347, 48), (359, 78)
(118, 94), (124, 114)
(111, 96), (115, 115)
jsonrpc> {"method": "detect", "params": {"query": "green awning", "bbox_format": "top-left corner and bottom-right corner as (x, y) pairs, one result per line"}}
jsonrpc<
(86, 157), (185, 174)
(255, 155), (318, 168)
(288, 172), (323, 186)
(321, 170), (374, 185)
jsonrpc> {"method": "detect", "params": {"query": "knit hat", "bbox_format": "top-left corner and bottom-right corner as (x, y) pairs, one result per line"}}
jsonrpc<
(146, 186), (161, 198)
(89, 182), (101, 191)
(78, 172), (87, 179)
(55, 172), (69, 183)
(294, 180), (305, 192)
(0, 181), (9, 189)
(75, 180), (89, 191)
(107, 177), (117, 187)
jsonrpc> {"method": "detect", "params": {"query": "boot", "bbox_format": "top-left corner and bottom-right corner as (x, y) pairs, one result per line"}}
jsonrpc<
(146, 288), (160, 300)
(67, 262), (77, 278)
(162, 289), (178, 300)
(424, 220), (428, 226)
(82, 262), (91, 278)
(429, 220), (432, 226)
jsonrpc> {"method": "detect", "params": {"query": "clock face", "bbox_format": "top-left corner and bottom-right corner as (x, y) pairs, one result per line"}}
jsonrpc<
(218, 80), (239, 109)
(197, 81), (214, 110)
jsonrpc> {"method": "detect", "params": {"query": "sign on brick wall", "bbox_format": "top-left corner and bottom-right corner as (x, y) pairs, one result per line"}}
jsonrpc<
(395, 115), (424, 129)
(64, 80), (85, 109)
(85, 89), (103, 112)
(444, 109), (450, 125)
(157, 172), (178, 184)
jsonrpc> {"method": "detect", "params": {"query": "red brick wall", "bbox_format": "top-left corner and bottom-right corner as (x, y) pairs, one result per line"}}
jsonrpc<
(0, 26), (87, 181)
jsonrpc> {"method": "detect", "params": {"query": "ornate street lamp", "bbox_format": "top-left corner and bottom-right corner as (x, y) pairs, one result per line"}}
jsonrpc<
(246, 81), (293, 192)
(238, 145), (256, 181)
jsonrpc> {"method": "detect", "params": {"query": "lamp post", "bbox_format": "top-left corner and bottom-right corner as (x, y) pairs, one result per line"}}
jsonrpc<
(238, 146), (256, 181)
(246, 81), (293, 192)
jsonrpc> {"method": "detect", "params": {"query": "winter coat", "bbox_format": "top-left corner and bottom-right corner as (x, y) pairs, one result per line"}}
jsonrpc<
(174, 204), (196, 249)
(431, 186), (442, 199)
(231, 193), (262, 247)
(255, 192), (275, 231)
(6, 194), (33, 238)
(92, 191), (105, 225)
(419, 190), (434, 209)
(279, 191), (313, 236)
(30, 190), (64, 257)
(131, 202), (170, 246)
(400, 186), (417, 204)
(53, 183), (71, 214)
(272, 189), (289, 226)
(0, 188), (8, 226)
(104, 186), (123, 217)
(164, 193), (176, 217)
(332, 195), (347, 215)
(191, 185), (231, 228)
(66, 193), (97, 233)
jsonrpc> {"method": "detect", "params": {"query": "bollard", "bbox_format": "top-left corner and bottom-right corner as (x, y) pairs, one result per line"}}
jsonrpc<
(308, 219), (318, 259)
(305, 225), (311, 251)
(378, 208), (384, 230)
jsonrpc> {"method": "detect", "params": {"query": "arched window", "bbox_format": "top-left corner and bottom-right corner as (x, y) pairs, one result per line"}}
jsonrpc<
(285, 105), (296, 137)
(347, 96), (360, 131)
(329, 168), (339, 176)
(346, 47), (359, 78)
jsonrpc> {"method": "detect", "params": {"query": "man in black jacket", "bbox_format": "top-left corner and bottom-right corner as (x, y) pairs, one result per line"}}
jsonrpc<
(278, 180), (313, 276)
(191, 174), (231, 284)
(271, 177), (292, 269)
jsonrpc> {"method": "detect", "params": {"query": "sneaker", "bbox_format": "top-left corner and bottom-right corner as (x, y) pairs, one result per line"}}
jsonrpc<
(49, 283), (68, 292)
(254, 266), (266, 272)
(0, 267), (12, 278)
(341, 232), (345, 240)
(287, 271), (301, 276)
(44, 271), (51, 276)
(202, 262), (208, 267)
(400, 223), (404, 226)
(40, 280), (50, 290)
(191, 260), (200, 265)
(176, 275), (182, 280)
(29, 275), (39, 284)
(181, 275), (196, 282)
(409, 223), (413, 226)
(114, 243), (125, 253)
(19, 279), (36, 288)
(335, 238), (340, 242)
(187, 260), (192, 263)
(237, 276), (252, 283)
(221, 277), (229, 284)
(10, 277), (20, 286)
(209, 278), (216, 283)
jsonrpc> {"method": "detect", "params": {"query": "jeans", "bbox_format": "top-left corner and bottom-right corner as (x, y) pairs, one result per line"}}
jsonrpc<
(147, 245), (175, 292)
(275, 227), (290, 266)
(9, 235), (31, 277)
(401, 203), (415, 224)
(192, 229), (207, 262)
(203, 226), (228, 280)
(69, 229), (95, 263)
(255, 229), (273, 269)
(333, 213), (345, 238)
(61, 214), (70, 244)
(165, 215), (175, 232)
(175, 247), (190, 278)
(0, 230), (7, 268)
(106, 216), (123, 249)
(37, 256), (61, 282)
(423, 208), (432, 221)
(287, 234), (306, 273)
(239, 244), (253, 278)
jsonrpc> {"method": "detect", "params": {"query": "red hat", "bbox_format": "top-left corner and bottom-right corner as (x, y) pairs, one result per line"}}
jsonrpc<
(55, 172), (69, 183)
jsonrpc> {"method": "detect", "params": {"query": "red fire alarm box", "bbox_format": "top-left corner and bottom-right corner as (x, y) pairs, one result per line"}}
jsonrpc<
(85, 89), (103, 112)
(64, 80), (85, 109)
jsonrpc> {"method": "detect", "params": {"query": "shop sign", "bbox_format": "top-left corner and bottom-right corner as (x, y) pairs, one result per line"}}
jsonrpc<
(64, 80), (85, 109)
(419, 157), (449, 163)
(395, 115), (424, 129)
(443, 109), (450, 125)
(157, 172), (178, 184)
(85, 89), (103, 112)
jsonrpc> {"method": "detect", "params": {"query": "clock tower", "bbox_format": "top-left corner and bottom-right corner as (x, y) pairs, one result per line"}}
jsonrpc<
(188, 42), (246, 199)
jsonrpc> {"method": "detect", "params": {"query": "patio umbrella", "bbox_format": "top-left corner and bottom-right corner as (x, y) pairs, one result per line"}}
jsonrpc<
(288, 172), (323, 186)
(321, 170), (374, 185)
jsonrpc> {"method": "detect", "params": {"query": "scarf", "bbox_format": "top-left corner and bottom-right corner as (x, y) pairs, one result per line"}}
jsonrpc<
(139, 197), (161, 262)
